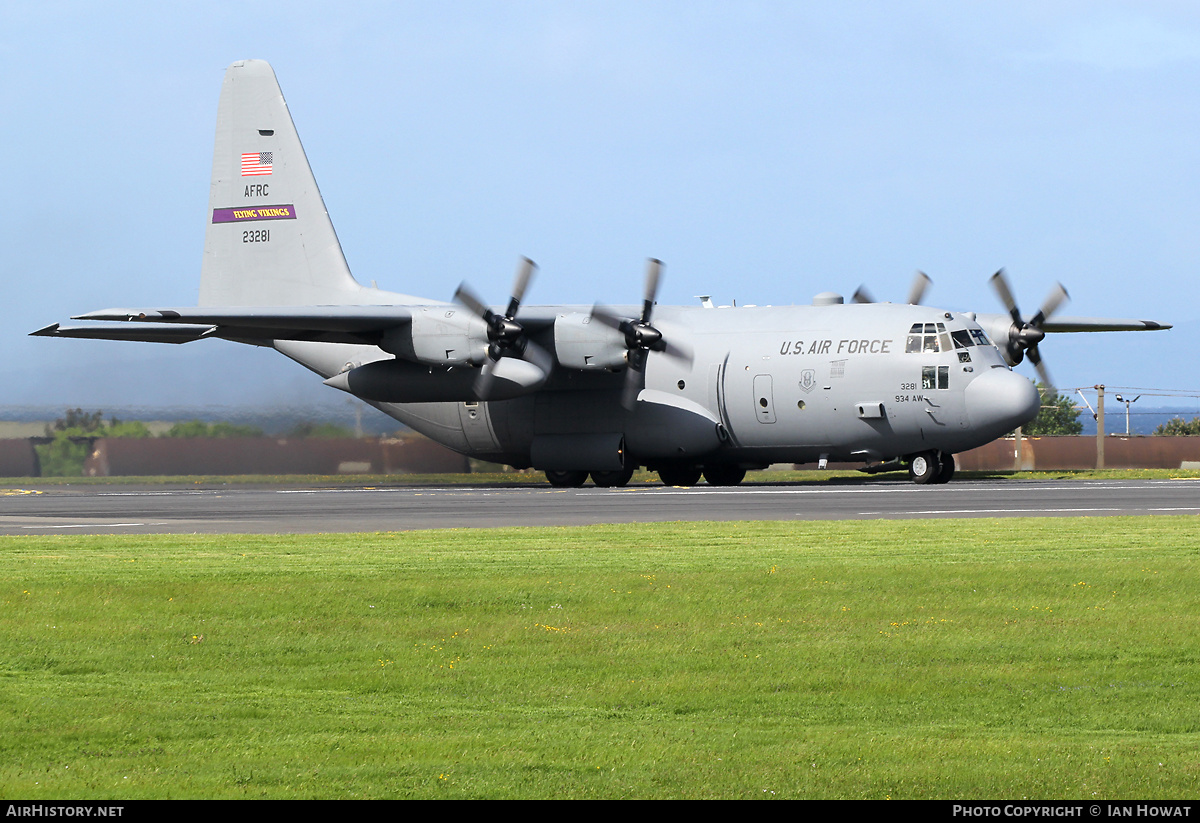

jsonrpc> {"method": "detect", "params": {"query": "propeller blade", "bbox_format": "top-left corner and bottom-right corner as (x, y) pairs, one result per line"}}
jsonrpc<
(621, 349), (648, 410)
(474, 359), (497, 400)
(663, 337), (694, 366)
(653, 320), (694, 365)
(1026, 346), (1056, 397)
(1029, 282), (1069, 328)
(453, 282), (492, 321)
(989, 269), (1023, 326)
(505, 257), (537, 319)
(520, 338), (555, 376)
(589, 304), (625, 332)
(641, 258), (662, 323)
(852, 286), (875, 304)
(907, 271), (932, 305)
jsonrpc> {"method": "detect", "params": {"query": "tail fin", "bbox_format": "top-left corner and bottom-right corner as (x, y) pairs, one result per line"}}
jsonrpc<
(199, 60), (363, 307)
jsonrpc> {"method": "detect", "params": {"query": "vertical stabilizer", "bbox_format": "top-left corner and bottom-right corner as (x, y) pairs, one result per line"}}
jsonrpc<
(199, 60), (364, 306)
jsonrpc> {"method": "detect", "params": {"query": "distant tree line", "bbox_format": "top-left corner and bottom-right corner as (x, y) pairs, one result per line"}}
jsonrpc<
(1022, 386), (1083, 436)
(1153, 417), (1200, 436)
(1018, 389), (1200, 437)
(163, 420), (265, 438)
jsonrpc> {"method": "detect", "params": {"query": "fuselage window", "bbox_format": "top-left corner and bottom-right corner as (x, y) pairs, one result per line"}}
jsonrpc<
(922, 364), (950, 390)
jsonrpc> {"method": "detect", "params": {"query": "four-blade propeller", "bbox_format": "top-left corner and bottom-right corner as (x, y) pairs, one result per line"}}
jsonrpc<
(454, 257), (552, 399)
(988, 268), (1069, 394)
(591, 259), (693, 409)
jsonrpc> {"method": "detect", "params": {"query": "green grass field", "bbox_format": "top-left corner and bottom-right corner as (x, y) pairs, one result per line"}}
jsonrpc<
(2, 517), (1199, 798)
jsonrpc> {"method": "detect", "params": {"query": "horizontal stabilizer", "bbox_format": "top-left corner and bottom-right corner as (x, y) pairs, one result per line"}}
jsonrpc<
(30, 323), (216, 344)
(66, 305), (415, 345)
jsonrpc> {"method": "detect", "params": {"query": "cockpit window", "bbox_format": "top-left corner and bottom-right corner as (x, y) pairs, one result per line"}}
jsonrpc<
(939, 327), (994, 351)
(950, 330), (973, 349)
(907, 323), (951, 354)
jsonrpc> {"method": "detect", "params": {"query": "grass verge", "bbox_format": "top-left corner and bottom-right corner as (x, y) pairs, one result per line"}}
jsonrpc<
(2, 517), (1198, 798)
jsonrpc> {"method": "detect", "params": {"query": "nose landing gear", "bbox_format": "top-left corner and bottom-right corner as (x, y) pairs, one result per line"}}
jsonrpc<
(908, 451), (955, 485)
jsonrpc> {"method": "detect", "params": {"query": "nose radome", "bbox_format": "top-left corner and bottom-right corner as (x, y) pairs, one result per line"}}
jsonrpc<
(965, 368), (1040, 439)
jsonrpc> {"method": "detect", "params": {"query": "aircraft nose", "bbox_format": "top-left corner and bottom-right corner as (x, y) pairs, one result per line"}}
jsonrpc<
(965, 368), (1041, 439)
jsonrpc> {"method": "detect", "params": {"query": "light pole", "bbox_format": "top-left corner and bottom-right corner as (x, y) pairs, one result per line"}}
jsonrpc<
(1114, 394), (1141, 436)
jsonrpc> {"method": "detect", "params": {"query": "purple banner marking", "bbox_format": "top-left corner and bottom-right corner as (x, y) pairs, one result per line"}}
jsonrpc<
(212, 204), (297, 223)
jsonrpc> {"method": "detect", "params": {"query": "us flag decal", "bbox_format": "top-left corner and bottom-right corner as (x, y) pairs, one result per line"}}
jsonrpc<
(241, 152), (273, 176)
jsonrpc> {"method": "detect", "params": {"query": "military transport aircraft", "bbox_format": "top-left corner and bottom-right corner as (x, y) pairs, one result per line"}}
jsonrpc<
(34, 60), (1172, 487)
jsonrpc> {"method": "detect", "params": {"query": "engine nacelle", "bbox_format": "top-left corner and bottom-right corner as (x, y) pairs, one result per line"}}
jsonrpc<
(552, 312), (627, 370)
(324, 356), (547, 402)
(380, 308), (488, 367)
(975, 314), (1027, 367)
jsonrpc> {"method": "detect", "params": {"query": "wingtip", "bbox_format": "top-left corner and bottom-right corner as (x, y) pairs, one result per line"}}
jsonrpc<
(29, 323), (60, 337)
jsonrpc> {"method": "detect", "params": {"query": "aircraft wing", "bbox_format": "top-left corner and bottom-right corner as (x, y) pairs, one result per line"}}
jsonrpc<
(33, 305), (418, 346)
(973, 313), (1172, 333)
(1037, 316), (1172, 333)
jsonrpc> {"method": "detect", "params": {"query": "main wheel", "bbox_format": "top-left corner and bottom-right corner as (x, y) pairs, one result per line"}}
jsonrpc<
(545, 469), (588, 488)
(908, 451), (941, 485)
(591, 467), (635, 487)
(703, 465), (746, 486)
(933, 452), (956, 484)
(658, 467), (702, 487)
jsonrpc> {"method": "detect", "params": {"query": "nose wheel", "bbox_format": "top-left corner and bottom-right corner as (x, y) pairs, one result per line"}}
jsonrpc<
(908, 451), (955, 484)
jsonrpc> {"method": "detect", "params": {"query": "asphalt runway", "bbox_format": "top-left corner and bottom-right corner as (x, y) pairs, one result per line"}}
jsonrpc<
(1, 477), (1198, 535)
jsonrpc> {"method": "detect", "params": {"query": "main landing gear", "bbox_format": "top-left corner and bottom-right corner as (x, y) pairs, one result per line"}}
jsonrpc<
(543, 468), (635, 487)
(908, 450), (955, 485)
(544, 463), (749, 488)
(656, 464), (747, 487)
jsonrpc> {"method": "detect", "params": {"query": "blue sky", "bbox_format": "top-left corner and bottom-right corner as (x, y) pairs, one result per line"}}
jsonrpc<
(3, 1), (1196, 411)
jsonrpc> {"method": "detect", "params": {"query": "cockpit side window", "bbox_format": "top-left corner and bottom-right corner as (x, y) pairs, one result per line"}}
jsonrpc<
(950, 330), (973, 349)
(922, 364), (950, 389)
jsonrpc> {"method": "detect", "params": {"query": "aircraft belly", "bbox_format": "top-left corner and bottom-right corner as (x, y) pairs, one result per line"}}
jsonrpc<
(378, 401), (473, 454)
